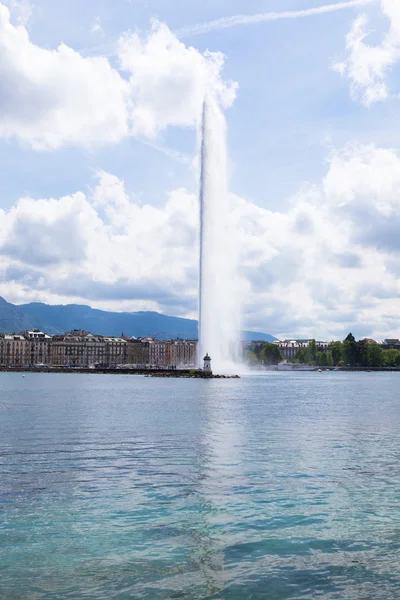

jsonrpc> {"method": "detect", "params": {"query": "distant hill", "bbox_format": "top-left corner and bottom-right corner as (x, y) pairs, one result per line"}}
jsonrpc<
(0, 297), (32, 332)
(0, 297), (277, 342)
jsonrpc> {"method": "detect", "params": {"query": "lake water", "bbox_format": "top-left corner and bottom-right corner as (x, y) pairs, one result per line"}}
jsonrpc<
(1, 372), (400, 599)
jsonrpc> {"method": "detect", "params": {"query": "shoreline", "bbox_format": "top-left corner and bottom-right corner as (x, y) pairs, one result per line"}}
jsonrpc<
(1, 366), (400, 376)
(0, 367), (240, 378)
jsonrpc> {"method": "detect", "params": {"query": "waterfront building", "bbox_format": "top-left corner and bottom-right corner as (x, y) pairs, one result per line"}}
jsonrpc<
(276, 340), (329, 360)
(102, 337), (127, 367)
(147, 339), (198, 368)
(0, 334), (30, 367)
(51, 331), (106, 367)
(149, 340), (167, 367)
(174, 340), (197, 367)
(25, 330), (52, 366)
(381, 339), (400, 350)
(125, 338), (150, 366)
(362, 338), (378, 344)
(164, 341), (175, 368)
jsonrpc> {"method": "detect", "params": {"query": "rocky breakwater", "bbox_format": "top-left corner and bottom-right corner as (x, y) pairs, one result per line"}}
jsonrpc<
(145, 370), (240, 379)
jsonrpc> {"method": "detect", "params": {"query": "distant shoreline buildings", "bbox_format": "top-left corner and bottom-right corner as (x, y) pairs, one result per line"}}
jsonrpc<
(0, 329), (399, 369)
(0, 329), (197, 369)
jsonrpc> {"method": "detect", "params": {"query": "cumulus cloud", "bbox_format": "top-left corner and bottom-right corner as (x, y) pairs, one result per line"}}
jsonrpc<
(0, 174), (200, 314)
(0, 192), (97, 266)
(0, 4), (236, 150)
(118, 21), (237, 138)
(334, 0), (400, 105)
(0, 144), (399, 340)
(0, 3), (130, 150)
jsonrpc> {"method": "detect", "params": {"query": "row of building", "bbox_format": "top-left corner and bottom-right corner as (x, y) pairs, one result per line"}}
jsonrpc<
(0, 330), (197, 369)
(2, 330), (399, 368)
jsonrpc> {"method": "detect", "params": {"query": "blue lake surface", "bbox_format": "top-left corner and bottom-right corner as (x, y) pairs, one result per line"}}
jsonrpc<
(1, 371), (400, 599)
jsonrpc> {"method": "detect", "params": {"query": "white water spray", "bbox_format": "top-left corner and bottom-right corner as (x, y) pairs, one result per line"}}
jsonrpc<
(198, 95), (241, 373)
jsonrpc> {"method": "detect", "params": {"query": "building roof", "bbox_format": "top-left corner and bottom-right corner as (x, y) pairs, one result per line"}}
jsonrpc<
(26, 330), (51, 339)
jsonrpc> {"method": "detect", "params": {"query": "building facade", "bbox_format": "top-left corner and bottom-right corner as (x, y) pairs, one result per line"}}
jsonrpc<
(125, 339), (150, 366)
(0, 335), (30, 367)
(147, 339), (197, 368)
(381, 339), (400, 350)
(276, 340), (329, 360)
(51, 331), (107, 367)
(0, 330), (220, 370)
(173, 340), (197, 367)
(25, 330), (52, 366)
(102, 337), (127, 367)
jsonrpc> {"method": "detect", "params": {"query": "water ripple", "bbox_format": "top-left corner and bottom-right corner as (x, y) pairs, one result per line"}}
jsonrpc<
(1, 372), (400, 598)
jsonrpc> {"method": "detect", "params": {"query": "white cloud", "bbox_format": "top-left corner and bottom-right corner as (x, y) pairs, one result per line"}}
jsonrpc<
(334, 0), (400, 105)
(0, 3), (130, 150)
(0, 5), (236, 150)
(0, 144), (399, 340)
(91, 16), (103, 34)
(118, 20), (237, 138)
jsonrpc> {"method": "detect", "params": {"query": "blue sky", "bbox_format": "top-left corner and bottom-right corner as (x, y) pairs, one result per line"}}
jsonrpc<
(0, 0), (399, 340)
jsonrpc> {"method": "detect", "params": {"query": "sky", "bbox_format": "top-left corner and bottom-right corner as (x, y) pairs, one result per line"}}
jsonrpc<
(0, 0), (399, 340)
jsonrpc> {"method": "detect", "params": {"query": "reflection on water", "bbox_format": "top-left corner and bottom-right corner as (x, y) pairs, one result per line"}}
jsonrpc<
(1, 372), (400, 599)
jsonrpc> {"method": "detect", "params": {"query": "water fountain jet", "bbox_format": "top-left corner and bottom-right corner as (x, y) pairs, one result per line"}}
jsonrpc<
(198, 95), (241, 374)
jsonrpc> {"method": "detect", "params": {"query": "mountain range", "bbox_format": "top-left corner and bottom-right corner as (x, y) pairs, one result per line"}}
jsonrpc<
(0, 297), (276, 342)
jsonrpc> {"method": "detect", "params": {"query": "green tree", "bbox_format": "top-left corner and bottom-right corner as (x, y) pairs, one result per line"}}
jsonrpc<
(295, 349), (306, 363)
(261, 343), (283, 365)
(254, 345), (263, 361)
(383, 349), (400, 367)
(368, 343), (383, 367)
(317, 351), (329, 367)
(358, 340), (370, 367)
(310, 339), (317, 362)
(343, 333), (359, 367)
(329, 342), (343, 366)
(303, 344), (315, 365)
(246, 351), (259, 365)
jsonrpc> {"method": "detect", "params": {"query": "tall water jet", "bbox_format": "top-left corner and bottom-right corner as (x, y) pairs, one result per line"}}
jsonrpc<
(198, 95), (241, 373)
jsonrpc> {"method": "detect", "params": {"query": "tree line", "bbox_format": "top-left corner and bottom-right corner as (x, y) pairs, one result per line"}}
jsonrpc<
(295, 334), (400, 367)
(246, 334), (400, 368)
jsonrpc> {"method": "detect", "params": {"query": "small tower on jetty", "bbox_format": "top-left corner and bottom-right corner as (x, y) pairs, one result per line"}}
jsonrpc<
(203, 353), (212, 374)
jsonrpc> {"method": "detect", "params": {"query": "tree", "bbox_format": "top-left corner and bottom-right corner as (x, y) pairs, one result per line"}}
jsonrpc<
(261, 343), (283, 365)
(368, 343), (383, 367)
(383, 349), (400, 367)
(317, 351), (329, 367)
(329, 342), (343, 366)
(295, 349), (306, 364)
(343, 333), (359, 366)
(246, 351), (259, 365)
(310, 339), (317, 362)
(358, 340), (370, 367)
(254, 344), (263, 361)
